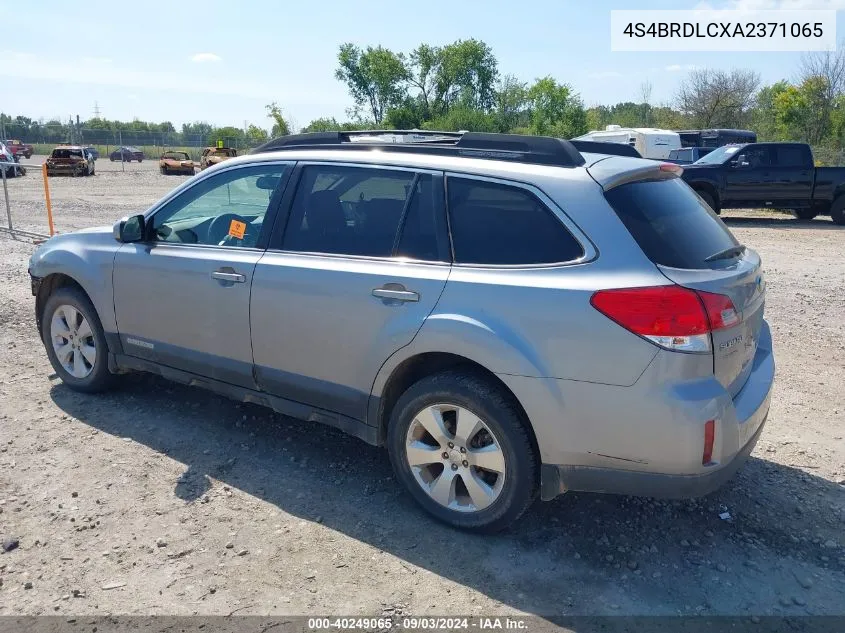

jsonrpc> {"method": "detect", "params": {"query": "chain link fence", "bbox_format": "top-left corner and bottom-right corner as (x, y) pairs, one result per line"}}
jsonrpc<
(10, 125), (266, 162)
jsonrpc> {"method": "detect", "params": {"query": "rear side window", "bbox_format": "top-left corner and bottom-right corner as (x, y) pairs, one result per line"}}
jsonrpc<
(774, 145), (807, 167)
(447, 178), (583, 265)
(283, 165), (441, 260)
(604, 179), (739, 269)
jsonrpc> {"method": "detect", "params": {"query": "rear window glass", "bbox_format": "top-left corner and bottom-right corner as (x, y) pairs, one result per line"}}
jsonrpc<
(604, 179), (739, 269)
(51, 149), (83, 159)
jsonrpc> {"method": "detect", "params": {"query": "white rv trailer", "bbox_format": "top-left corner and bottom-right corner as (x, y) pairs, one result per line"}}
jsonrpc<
(573, 125), (682, 160)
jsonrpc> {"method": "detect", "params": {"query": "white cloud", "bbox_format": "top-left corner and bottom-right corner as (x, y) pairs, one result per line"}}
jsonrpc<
(665, 64), (699, 72)
(191, 52), (221, 63)
(0, 50), (310, 101)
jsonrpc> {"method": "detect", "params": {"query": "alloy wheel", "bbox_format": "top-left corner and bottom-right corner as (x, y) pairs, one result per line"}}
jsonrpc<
(50, 305), (96, 379)
(404, 404), (506, 513)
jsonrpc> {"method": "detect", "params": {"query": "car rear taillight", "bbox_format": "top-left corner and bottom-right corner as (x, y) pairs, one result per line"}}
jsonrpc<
(590, 285), (739, 353)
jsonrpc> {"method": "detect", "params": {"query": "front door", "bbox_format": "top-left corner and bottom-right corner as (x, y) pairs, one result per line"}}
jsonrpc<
(250, 163), (451, 421)
(112, 162), (292, 388)
(725, 145), (773, 206)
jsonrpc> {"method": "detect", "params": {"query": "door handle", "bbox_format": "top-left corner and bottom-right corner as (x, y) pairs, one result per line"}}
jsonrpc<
(211, 270), (245, 283)
(372, 286), (419, 302)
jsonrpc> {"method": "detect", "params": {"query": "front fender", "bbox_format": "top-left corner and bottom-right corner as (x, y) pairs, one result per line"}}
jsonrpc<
(29, 229), (120, 333)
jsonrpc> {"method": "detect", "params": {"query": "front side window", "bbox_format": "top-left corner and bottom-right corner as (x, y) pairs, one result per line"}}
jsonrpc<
(447, 177), (584, 265)
(282, 165), (440, 259)
(151, 164), (288, 248)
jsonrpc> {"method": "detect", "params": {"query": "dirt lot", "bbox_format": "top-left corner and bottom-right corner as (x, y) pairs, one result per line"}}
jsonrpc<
(1, 156), (844, 619)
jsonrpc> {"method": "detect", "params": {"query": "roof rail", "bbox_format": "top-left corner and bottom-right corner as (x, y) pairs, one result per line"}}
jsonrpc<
(569, 139), (642, 158)
(251, 130), (586, 168)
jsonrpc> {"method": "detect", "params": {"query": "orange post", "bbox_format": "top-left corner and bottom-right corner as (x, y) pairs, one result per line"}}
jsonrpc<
(42, 163), (55, 236)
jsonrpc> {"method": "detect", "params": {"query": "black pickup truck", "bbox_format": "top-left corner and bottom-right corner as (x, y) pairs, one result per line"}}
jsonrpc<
(680, 142), (845, 225)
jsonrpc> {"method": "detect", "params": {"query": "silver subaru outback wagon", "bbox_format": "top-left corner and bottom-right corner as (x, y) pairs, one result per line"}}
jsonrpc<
(29, 131), (775, 532)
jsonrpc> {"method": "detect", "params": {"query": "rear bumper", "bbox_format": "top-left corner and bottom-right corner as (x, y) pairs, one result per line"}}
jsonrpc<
(500, 320), (775, 501)
(540, 412), (767, 500)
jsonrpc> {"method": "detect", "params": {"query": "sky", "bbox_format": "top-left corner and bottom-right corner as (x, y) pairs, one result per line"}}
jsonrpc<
(3, 0), (845, 131)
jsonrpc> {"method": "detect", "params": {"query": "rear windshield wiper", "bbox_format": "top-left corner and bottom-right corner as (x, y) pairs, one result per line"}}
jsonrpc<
(704, 244), (746, 262)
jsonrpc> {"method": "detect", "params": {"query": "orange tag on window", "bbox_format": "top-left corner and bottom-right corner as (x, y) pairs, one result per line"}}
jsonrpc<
(228, 219), (246, 239)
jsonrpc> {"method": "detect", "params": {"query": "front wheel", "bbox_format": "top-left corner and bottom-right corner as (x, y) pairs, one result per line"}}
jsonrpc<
(387, 370), (538, 532)
(41, 287), (115, 393)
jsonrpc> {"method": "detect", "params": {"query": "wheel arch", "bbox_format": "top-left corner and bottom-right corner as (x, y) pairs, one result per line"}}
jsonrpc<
(35, 273), (92, 336)
(370, 351), (540, 465)
(690, 181), (720, 209)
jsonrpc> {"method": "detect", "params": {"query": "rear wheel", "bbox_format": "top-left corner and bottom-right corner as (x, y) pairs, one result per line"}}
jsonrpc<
(41, 287), (115, 393)
(793, 208), (818, 221)
(387, 370), (538, 532)
(831, 196), (845, 226)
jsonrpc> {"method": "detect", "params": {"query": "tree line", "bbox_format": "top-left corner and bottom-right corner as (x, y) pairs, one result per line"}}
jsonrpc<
(4, 40), (845, 152)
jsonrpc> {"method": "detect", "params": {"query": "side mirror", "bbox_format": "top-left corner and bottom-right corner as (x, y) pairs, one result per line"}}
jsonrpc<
(113, 214), (145, 243)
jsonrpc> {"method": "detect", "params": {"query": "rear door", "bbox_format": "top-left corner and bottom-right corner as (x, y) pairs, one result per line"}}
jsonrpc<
(768, 144), (814, 207)
(250, 163), (451, 421)
(604, 178), (765, 397)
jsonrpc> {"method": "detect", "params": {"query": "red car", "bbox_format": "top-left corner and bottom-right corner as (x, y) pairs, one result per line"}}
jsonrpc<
(4, 139), (33, 159)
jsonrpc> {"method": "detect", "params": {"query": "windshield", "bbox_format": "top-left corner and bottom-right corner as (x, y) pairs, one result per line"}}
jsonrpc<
(51, 149), (83, 159)
(164, 152), (189, 160)
(693, 145), (743, 165)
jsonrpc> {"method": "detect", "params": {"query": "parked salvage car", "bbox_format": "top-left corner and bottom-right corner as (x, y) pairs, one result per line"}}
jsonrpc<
(682, 141), (845, 224)
(4, 139), (34, 159)
(200, 146), (237, 170)
(159, 151), (195, 175)
(46, 146), (95, 176)
(28, 130), (774, 532)
(0, 142), (26, 177)
(109, 146), (144, 162)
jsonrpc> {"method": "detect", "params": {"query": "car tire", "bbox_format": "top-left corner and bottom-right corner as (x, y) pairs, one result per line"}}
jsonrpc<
(160, 166), (167, 175)
(138, 158), (143, 163)
(793, 208), (818, 221)
(110, 156), (115, 162)
(41, 287), (116, 394)
(387, 369), (538, 533)
(696, 189), (720, 215)
(831, 196), (845, 226)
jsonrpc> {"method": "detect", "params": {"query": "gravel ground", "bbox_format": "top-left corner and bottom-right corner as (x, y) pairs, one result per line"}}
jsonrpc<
(0, 157), (844, 618)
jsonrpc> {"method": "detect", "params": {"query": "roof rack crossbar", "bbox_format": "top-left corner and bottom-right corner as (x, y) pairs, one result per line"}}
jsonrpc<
(252, 130), (586, 168)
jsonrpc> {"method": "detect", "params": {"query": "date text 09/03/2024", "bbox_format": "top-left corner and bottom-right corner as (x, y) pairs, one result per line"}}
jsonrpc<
(306, 617), (528, 630)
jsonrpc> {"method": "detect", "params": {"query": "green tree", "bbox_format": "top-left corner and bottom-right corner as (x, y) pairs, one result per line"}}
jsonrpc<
(246, 124), (269, 145)
(433, 39), (498, 114)
(335, 43), (408, 124)
(422, 106), (498, 132)
(772, 77), (832, 144)
(752, 81), (791, 140)
(493, 75), (528, 132)
(265, 102), (291, 137)
(526, 76), (587, 138)
(407, 44), (441, 119)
